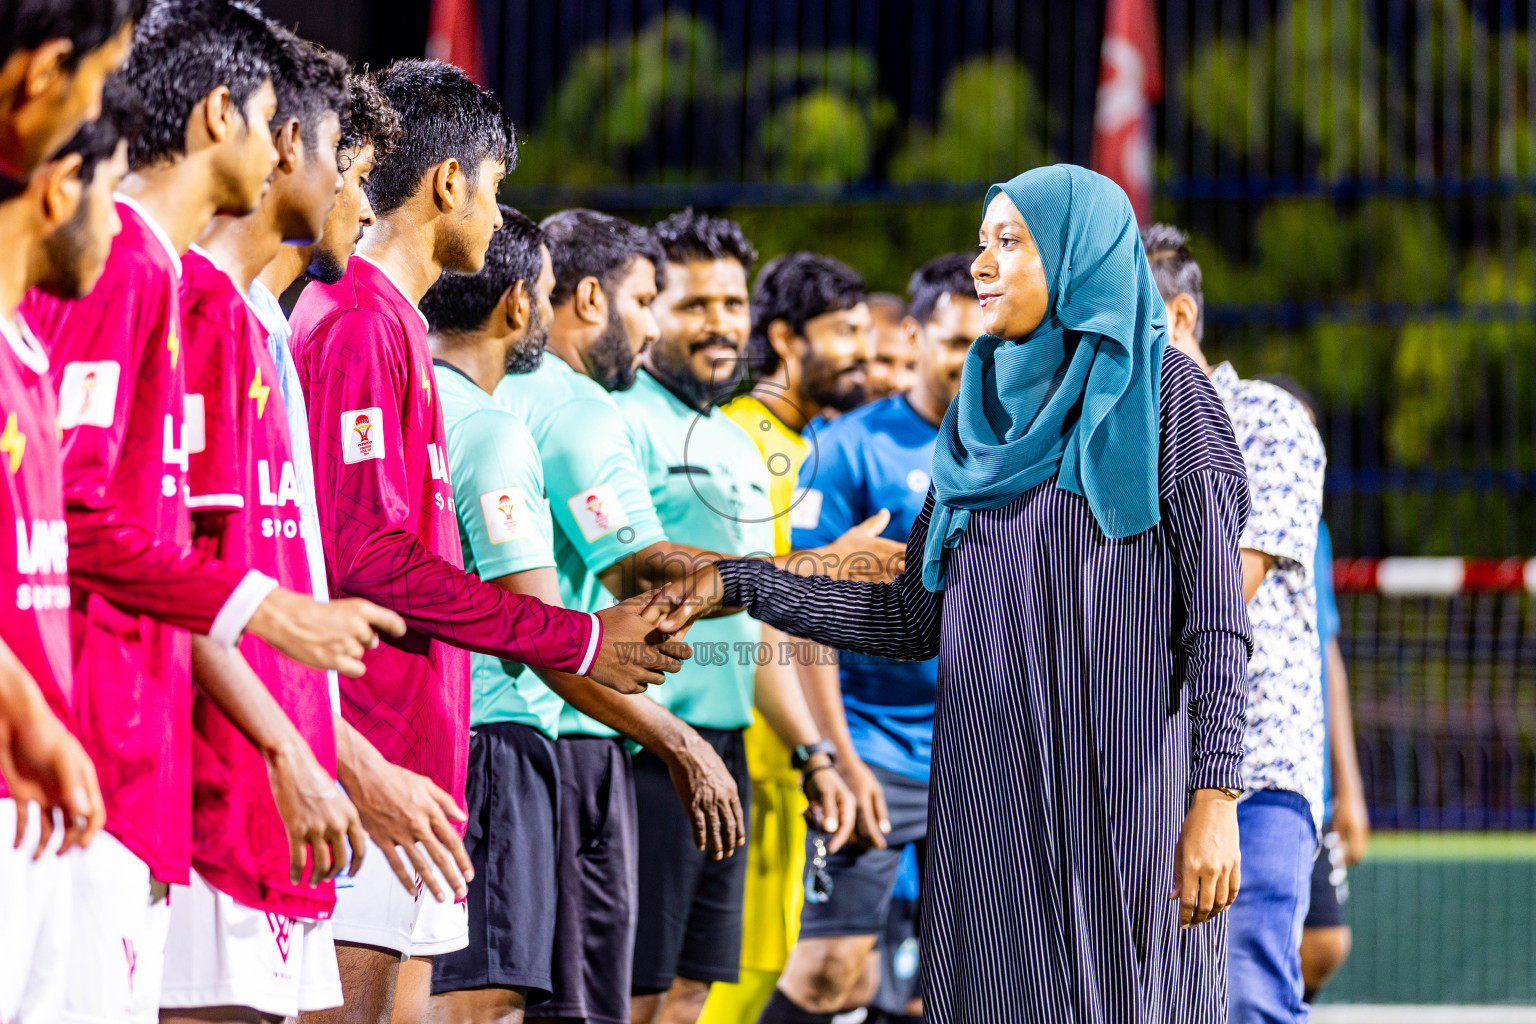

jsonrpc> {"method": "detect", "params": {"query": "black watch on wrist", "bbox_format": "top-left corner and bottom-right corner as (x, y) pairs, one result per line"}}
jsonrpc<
(791, 738), (838, 771)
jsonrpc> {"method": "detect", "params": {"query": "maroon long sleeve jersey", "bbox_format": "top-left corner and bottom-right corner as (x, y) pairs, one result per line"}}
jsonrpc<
(287, 255), (600, 814)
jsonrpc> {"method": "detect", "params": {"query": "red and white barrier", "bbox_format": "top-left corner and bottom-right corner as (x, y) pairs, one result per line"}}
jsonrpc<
(1331, 558), (1536, 595)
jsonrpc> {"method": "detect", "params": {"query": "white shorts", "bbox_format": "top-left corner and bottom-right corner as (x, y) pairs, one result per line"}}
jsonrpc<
(329, 837), (468, 960)
(0, 799), (71, 1024)
(63, 829), (171, 1024)
(159, 869), (343, 1016)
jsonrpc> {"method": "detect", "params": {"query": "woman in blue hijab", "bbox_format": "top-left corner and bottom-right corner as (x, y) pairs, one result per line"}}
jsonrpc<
(652, 166), (1253, 1024)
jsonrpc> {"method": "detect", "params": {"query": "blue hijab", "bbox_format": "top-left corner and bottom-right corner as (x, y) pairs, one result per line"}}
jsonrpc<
(921, 164), (1169, 591)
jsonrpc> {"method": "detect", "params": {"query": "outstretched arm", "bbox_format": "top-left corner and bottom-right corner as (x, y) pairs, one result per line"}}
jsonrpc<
(652, 499), (941, 662)
(302, 310), (598, 675)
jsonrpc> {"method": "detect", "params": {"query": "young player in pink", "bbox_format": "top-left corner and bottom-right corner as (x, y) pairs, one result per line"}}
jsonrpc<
(249, 73), (487, 920)
(172, 242), (355, 1013)
(21, 7), (402, 1021)
(153, 28), (361, 1023)
(0, 75), (130, 1023)
(290, 59), (691, 1022)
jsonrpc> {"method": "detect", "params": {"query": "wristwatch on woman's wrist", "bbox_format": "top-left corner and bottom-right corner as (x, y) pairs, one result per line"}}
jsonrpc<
(791, 738), (837, 770)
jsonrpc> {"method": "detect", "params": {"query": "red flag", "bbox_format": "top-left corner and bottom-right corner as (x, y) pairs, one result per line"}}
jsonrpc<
(427, 0), (484, 86)
(1091, 0), (1163, 222)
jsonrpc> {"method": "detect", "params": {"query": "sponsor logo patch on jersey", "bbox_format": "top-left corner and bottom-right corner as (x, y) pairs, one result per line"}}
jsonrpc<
(567, 482), (629, 542)
(789, 487), (822, 530)
(907, 468), (931, 493)
(57, 360), (121, 429)
(182, 393), (206, 454)
(480, 485), (531, 544)
(341, 407), (385, 464)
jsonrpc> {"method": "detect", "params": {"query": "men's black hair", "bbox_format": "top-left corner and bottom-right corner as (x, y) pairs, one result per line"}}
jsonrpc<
(1140, 223), (1205, 342)
(364, 58), (515, 218)
(651, 207), (757, 271)
(747, 251), (865, 376)
(541, 208), (664, 307)
(421, 204), (544, 334)
(120, 0), (278, 170)
(265, 22), (348, 151)
(907, 253), (976, 325)
(338, 69), (400, 166)
(52, 70), (139, 182)
(0, 0), (145, 67)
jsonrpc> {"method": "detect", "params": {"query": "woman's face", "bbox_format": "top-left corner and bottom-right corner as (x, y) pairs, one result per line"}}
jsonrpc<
(972, 192), (1049, 339)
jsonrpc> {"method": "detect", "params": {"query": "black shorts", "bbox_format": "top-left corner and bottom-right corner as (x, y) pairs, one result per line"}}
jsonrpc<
(1303, 828), (1349, 930)
(631, 727), (752, 992)
(432, 722), (561, 1000)
(800, 763), (928, 939)
(525, 736), (638, 1024)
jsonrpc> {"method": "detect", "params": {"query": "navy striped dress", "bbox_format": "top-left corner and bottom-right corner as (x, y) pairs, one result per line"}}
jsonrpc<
(716, 350), (1253, 1023)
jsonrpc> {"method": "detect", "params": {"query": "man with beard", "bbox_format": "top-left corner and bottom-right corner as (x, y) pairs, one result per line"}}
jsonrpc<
(725, 252), (871, 554)
(623, 209), (857, 1024)
(491, 207), (674, 1024)
(704, 251), (875, 1024)
(766, 252), (983, 1024)
(422, 205), (741, 1024)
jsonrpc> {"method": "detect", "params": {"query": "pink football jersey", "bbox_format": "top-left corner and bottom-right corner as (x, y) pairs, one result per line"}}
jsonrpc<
(288, 255), (597, 817)
(21, 201), (252, 884)
(0, 312), (71, 804)
(181, 248), (336, 918)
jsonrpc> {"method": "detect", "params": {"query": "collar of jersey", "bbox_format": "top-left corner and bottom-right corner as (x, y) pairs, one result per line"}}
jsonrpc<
(115, 193), (182, 278)
(0, 311), (48, 374)
(354, 254), (429, 330)
(639, 366), (719, 418)
(246, 279), (289, 338)
(188, 243), (267, 322)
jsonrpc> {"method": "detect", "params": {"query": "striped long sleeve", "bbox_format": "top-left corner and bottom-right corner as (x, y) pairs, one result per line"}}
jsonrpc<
(1164, 469), (1254, 792)
(716, 499), (942, 662)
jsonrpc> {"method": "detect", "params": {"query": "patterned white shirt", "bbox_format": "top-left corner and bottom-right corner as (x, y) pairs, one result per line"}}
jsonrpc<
(1210, 361), (1327, 833)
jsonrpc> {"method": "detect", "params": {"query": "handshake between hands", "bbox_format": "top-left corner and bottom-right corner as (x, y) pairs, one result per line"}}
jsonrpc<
(587, 509), (907, 694)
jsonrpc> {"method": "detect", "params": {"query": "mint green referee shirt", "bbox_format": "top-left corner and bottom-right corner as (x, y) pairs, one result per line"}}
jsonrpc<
(612, 370), (776, 731)
(496, 356), (667, 737)
(436, 360), (564, 739)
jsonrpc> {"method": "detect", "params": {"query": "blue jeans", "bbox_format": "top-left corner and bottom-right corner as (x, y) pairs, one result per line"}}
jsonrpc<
(1226, 789), (1317, 1024)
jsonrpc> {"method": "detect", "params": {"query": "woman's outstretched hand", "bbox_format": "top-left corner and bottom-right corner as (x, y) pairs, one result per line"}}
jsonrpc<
(807, 510), (905, 582)
(645, 563), (726, 634)
(1172, 788), (1241, 928)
